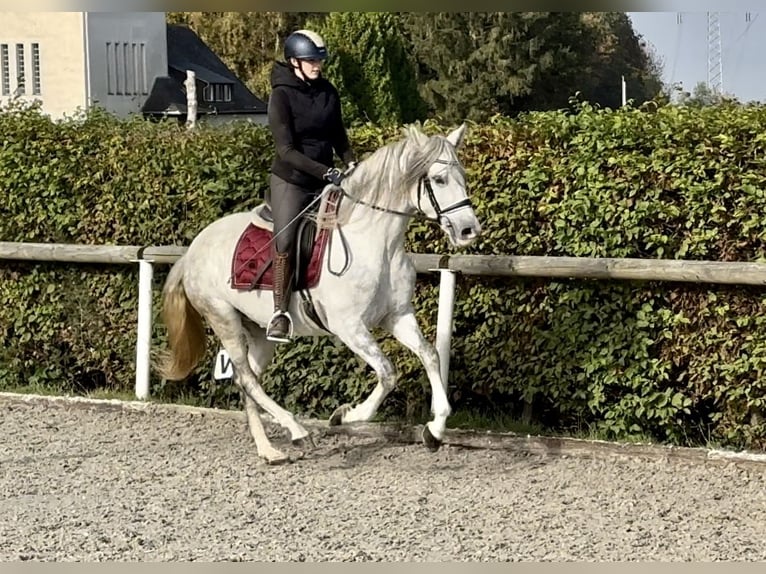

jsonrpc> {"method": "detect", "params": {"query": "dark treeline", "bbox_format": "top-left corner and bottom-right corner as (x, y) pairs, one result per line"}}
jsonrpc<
(167, 12), (666, 125)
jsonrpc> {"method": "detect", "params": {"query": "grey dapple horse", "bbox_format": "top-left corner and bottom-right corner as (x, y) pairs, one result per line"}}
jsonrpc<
(157, 123), (481, 464)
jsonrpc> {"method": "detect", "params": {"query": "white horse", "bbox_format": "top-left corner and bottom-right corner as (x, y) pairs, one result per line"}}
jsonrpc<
(157, 123), (481, 464)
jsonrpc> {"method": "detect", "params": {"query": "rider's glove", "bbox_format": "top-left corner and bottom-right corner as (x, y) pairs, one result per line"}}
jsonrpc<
(324, 167), (345, 186)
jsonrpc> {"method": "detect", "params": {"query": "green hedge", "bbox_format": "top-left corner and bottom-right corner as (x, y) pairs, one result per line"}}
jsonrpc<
(3, 98), (766, 450)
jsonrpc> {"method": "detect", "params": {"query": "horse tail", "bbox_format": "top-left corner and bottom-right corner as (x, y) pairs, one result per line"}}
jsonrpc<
(156, 255), (207, 381)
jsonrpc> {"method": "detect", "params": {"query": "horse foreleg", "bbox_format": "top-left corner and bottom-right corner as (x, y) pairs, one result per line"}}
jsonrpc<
(386, 310), (451, 451)
(328, 328), (397, 426)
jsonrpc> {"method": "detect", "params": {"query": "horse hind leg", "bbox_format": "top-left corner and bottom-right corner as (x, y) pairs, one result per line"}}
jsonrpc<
(204, 305), (291, 464)
(240, 320), (312, 447)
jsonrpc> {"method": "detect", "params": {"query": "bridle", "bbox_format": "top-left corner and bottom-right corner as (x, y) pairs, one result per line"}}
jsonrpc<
(326, 158), (473, 277)
(337, 159), (473, 223)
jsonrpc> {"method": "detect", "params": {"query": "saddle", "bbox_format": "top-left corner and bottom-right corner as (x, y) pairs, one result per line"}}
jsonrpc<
(229, 189), (341, 330)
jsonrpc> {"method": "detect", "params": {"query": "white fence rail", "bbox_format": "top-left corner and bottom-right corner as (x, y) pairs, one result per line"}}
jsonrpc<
(3, 241), (766, 399)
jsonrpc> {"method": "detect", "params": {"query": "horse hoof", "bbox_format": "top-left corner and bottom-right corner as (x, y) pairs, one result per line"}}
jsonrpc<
(264, 453), (290, 466)
(292, 434), (316, 450)
(329, 404), (351, 426)
(422, 425), (442, 452)
(259, 446), (290, 465)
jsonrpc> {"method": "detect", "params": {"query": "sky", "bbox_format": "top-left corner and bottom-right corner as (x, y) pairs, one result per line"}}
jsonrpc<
(628, 11), (764, 103)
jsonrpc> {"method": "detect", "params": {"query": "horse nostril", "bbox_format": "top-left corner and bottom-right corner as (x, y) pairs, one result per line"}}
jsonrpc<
(461, 227), (475, 238)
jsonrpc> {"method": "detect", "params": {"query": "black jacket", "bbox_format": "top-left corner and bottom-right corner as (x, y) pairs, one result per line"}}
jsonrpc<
(267, 61), (355, 190)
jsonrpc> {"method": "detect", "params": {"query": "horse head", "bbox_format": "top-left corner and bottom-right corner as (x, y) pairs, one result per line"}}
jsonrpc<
(407, 124), (482, 248)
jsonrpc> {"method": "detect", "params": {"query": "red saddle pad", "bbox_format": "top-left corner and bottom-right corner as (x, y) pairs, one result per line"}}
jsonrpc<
(230, 224), (330, 291)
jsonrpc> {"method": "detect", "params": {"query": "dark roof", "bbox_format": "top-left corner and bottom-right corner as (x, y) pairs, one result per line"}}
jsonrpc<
(142, 24), (267, 117)
(141, 76), (215, 116)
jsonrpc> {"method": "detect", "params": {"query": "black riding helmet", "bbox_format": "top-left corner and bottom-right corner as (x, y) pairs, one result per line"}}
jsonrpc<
(284, 30), (328, 62)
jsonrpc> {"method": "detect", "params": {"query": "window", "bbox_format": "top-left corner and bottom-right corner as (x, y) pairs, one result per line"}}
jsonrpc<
(123, 42), (131, 95)
(138, 43), (147, 94)
(0, 43), (41, 97)
(15, 43), (24, 95)
(106, 42), (112, 94)
(31, 43), (40, 95)
(203, 83), (232, 103)
(114, 42), (122, 94)
(107, 41), (148, 96)
(0, 44), (9, 96)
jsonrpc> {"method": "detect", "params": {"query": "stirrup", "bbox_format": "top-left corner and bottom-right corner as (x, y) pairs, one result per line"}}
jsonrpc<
(266, 310), (294, 343)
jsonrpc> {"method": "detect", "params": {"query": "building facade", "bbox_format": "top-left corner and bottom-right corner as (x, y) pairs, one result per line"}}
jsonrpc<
(1, 12), (168, 119)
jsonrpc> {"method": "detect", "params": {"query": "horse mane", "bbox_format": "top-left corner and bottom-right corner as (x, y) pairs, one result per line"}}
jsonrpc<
(316, 125), (462, 229)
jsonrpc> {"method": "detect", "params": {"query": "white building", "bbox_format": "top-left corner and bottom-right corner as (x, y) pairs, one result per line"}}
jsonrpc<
(1, 12), (167, 119)
(0, 12), (267, 123)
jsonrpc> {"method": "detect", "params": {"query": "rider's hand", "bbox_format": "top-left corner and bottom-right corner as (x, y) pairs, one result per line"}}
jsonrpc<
(324, 167), (345, 186)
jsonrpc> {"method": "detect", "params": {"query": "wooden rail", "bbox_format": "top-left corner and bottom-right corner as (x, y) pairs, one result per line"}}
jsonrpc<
(410, 254), (766, 286)
(3, 242), (766, 286)
(3, 241), (766, 400)
(0, 242), (186, 265)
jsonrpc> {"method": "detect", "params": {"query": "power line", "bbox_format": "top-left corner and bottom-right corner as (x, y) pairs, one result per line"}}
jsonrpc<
(730, 13), (758, 89)
(671, 12), (683, 87)
(727, 12), (758, 53)
(674, 12), (756, 99)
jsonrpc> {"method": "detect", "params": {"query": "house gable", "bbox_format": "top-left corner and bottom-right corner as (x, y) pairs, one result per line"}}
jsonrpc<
(142, 24), (267, 120)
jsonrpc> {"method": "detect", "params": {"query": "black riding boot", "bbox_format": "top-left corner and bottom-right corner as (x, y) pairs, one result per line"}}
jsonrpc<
(266, 250), (294, 343)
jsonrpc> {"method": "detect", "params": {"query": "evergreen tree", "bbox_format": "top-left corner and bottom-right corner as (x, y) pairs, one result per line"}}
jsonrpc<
(400, 13), (594, 121)
(165, 12), (668, 124)
(314, 12), (427, 125)
(401, 12), (667, 121)
(508, 12), (598, 112)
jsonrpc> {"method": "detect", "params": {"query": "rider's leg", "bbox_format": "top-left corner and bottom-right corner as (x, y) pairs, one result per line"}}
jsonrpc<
(266, 174), (313, 343)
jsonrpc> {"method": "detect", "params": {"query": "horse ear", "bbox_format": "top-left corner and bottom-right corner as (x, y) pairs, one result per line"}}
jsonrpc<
(411, 125), (430, 147)
(446, 123), (467, 149)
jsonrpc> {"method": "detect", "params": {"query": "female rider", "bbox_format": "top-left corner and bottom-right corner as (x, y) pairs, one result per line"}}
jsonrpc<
(265, 29), (356, 343)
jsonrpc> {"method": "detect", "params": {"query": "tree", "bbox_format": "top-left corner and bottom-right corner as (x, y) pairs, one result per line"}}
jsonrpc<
(508, 12), (600, 112)
(166, 12), (324, 99)
(579, 12), (666, 108)
(675, 81), (736, 107)
(401, 13), (600, 122)
(314, 12), (427, 125)
(165, 12), (668, 124)
(400, 12), (669, 122)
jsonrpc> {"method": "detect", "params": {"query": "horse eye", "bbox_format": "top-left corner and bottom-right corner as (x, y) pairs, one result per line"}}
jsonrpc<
(433, 175), (446, 185)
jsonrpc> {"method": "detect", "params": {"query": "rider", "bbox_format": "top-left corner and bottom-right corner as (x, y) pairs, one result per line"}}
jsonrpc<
(265, 29), (356, 343)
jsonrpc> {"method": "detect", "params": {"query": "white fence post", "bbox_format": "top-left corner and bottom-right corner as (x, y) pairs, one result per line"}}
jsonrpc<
(622, 75), (627, 106)
(434, 269), (457, 393)
(185, 70), (197, 129)
(135, 259), (154, 400)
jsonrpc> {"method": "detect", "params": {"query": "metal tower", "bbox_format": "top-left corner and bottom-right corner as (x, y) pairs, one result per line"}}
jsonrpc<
(707, 12), (723, 94)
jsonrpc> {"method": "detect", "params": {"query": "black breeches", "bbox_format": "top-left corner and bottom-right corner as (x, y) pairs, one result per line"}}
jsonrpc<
(269, 174), (317, 255)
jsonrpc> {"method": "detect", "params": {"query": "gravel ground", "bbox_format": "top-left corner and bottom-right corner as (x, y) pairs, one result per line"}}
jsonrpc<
(1, 397), (766, 562)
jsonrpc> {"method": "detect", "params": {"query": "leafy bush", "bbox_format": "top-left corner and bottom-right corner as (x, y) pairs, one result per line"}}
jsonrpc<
(3, 98), (766, 450)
